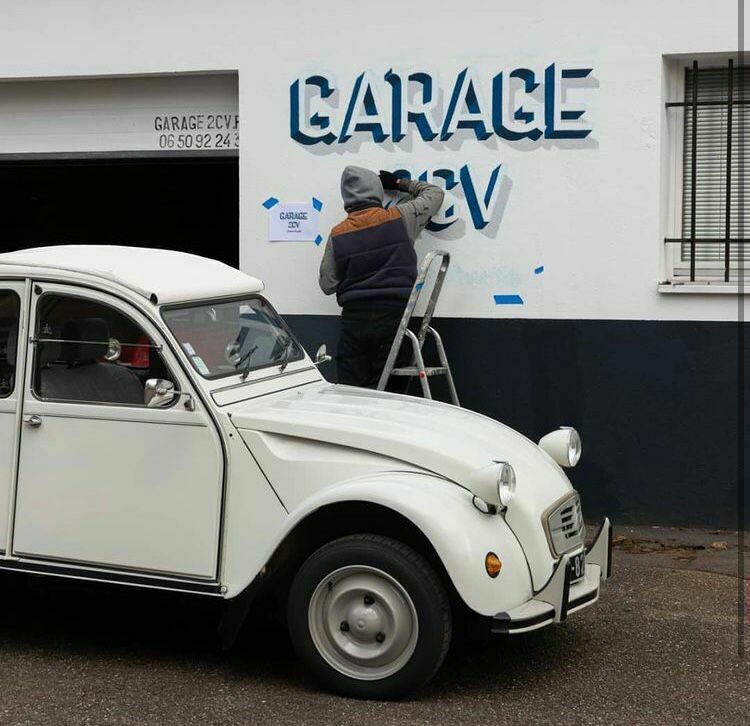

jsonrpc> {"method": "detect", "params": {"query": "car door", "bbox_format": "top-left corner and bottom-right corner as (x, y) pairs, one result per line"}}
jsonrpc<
(12, 283), (224, 579)
(0, 281), (27, 553)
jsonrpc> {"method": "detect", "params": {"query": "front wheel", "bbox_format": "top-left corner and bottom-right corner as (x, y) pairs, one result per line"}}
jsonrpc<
(287, 534), (452, 699)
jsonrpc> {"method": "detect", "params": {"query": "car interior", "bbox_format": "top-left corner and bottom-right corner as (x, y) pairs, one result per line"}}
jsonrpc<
(33, 295), (174, 406)
(163, 299), (302, 377)
(0, 290), (20, 398)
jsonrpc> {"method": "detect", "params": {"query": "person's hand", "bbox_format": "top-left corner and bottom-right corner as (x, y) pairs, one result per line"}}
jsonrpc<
(379, 170), (401, 191)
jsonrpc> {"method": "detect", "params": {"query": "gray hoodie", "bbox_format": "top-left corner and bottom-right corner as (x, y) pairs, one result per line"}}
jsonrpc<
(340, 166), (384, 212)
(318, 166), (444, 296)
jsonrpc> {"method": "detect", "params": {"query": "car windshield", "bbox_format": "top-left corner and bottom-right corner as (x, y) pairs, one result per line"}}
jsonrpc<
(162, 297), (304, 379)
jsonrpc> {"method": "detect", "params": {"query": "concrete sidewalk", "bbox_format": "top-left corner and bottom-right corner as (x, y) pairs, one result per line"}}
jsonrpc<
(607, 523), (748, 579)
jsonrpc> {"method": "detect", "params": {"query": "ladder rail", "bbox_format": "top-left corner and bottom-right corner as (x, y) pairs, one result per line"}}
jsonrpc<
(403, 329), (432, 400)
(427, 326), (459, 406)
(415, 254), (450, 348)
(376, 250), (450, 391)
(376, 250), (459, 407)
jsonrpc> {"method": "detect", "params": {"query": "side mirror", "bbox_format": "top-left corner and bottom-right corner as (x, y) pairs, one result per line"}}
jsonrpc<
(145, 378), (176, 408)
(145, 378), (196, 411)
(314, 344), (332, 366)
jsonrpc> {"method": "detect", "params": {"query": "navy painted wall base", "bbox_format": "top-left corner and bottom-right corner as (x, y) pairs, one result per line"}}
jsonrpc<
(285, 314), (749, 528)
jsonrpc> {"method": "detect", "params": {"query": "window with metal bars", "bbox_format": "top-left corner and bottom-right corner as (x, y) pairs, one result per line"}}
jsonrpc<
(665, 59), (748, 282)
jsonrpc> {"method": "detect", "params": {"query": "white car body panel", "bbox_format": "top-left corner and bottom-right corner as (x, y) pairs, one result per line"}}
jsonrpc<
(0, 246), (264, 305)
(217, 428), (289, 594)
(0, 396), (15, 549)
(0, 281), (26, 552)
(12, 280), (225, 579)
(211, 367), (322, 407)
(228, 383), (571, 589)
(221, 471), (534, 615)
(0, 246), (608, 633)
(14, 412), (223, 577)
(239, 429), (425, 511)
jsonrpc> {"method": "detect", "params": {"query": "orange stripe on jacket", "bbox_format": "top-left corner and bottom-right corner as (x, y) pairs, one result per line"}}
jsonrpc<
(331, 206), (402, 238)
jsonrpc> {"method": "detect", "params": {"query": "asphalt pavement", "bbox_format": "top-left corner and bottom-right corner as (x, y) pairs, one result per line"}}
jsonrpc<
(0, 533), (747, 725)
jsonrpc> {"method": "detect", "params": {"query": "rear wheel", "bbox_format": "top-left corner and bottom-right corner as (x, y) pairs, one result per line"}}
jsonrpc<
(287, 534), (452, 699)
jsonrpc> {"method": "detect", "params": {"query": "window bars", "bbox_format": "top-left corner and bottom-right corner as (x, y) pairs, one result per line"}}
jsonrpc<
(665, 59), (748, 282)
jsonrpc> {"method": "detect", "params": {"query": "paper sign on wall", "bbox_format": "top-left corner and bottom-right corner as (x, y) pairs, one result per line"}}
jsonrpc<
(268, 203), (318, 241)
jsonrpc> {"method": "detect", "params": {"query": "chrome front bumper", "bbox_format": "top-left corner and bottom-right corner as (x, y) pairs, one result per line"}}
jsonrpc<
(492, 517), (612, 635)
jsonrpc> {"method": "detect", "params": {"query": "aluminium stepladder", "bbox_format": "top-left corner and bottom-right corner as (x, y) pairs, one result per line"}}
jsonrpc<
(376, 250), (460, 406)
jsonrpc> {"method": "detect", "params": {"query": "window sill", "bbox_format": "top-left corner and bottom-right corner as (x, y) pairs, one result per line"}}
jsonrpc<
(658, 281), (749, 295)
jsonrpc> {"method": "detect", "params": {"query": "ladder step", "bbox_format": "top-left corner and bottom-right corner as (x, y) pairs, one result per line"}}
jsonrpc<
(390, 366), (448, 377)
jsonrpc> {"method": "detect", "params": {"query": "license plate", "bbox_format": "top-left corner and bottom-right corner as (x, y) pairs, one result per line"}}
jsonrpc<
(569, 551), (586, 582)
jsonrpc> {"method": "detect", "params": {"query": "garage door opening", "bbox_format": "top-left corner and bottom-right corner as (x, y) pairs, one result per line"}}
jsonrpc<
(0, 73), (240, 267)
(0, 156), (239, 268)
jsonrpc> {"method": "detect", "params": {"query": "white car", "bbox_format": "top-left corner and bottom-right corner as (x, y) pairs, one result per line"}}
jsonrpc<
(0, 246), (611, 699)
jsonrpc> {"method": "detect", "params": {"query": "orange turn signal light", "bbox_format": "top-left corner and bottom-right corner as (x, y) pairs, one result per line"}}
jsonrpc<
(485, 552), (502, 578)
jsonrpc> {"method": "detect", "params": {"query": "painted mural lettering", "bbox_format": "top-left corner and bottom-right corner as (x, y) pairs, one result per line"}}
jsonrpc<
(386, 166), (503, 233)
(290, 64), (593, 146)
(290, 63), (594, 233)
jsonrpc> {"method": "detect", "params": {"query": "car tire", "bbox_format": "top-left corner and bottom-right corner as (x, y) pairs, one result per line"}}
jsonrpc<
(287, 534), (452, 700)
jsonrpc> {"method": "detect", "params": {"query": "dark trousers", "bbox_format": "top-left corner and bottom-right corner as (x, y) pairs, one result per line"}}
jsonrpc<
(337, 304), (409, 389)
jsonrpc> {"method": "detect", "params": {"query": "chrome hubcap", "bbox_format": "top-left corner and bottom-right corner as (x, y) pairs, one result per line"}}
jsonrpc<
(308, 565), (419, 680)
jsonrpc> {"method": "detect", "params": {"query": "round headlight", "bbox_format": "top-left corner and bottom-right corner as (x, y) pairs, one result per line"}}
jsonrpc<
(468, 462), (517, 512)
(567, 428), (582, 467)
(496, 462), (516, 507)
(538, 427), (582, 468)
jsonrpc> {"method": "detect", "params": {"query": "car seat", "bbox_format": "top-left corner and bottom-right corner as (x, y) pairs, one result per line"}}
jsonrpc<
(39, 318), (145, 405)
(0, 322), (16, 396)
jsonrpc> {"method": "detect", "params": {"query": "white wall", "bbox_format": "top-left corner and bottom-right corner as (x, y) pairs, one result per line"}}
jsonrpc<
(0, 0), (745, 321)
(0, 74), (238, 153)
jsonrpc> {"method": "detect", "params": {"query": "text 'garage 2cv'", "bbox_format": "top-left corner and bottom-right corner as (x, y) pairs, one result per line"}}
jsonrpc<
(0, 246), (611, 699)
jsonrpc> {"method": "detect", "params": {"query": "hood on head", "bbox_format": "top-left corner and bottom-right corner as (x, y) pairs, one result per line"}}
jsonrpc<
(341, 165), (384, 212)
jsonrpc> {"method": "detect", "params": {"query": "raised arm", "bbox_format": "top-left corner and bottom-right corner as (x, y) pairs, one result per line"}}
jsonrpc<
(389, 176), (445, 243)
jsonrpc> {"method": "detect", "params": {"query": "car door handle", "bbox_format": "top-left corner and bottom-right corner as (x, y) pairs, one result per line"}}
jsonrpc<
(24, 415), (42, 428)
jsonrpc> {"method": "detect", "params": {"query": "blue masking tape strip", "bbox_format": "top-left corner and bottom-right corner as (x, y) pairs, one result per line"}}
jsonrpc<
(314, 234), (323, 246)
(494, 294), (524, 305)
(262, 197), (279, 209)
(312, 197), (323, 212)
(534, 265), (544, 275)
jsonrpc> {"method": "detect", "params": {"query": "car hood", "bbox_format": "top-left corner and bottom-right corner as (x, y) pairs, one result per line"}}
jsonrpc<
(228, 383), (574, 587)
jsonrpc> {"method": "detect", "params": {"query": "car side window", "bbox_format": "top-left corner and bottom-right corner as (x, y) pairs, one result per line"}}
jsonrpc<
(0, 290), (21, 398)
(32, 294), (174, 407)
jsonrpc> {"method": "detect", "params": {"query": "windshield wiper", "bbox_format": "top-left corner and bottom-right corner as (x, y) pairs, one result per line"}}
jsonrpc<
(237, 344), (258, 381)
(277, 335), (295, 373)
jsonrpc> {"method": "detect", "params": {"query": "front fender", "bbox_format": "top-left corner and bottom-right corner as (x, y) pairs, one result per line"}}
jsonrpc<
(228, 471), (534, 617)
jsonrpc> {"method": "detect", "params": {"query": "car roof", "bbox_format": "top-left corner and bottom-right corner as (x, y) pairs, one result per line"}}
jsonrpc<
(0, 245), (265, 305)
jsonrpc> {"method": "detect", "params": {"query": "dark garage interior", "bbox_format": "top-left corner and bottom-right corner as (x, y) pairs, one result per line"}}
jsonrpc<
(0, 156), (239, 267)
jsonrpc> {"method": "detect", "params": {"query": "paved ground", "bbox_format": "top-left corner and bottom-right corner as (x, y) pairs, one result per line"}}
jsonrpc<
(612, 524), (746, 579)
(0, 535), (747, 725)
